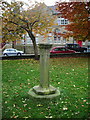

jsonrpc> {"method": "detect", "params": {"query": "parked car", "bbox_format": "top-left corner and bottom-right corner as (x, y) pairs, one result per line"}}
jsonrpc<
(3, 48), (24, 56)
(65, 43), (87, 52)
(50, 46), (76, 54)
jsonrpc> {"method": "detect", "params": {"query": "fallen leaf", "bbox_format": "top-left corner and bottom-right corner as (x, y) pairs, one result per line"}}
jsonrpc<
(63, 107), (68, 111)
(37, 104), (43, 107)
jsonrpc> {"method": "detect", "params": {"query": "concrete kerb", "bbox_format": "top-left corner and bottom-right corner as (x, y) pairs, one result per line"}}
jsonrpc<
(1, 52), (90, 60)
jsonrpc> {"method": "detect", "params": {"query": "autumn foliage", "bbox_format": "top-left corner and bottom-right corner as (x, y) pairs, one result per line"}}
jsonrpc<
(2, 1), (55, 59)
(56, 2), (90, 41)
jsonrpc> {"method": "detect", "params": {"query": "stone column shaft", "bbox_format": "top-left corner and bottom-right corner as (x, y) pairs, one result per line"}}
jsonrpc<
(39, 46), (50, 88)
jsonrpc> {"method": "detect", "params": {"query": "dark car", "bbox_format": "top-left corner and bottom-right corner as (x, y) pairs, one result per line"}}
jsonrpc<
(50, 46), (75, 54)
(65, 43), (87, 52)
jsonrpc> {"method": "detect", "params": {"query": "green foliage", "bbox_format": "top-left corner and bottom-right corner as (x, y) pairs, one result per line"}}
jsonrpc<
(2, 58), (89, 118)
(2, 1), (25, 42)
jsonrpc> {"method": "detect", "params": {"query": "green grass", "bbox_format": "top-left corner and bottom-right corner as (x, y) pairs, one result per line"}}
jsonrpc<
(2, 57), (89, 119)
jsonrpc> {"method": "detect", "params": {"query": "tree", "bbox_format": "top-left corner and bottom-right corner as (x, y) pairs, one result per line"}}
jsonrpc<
(2, 22), (25, 48)
(1, 1), (25, 48)
(56, 1), (90, 41)
(2, 0), (55, 59)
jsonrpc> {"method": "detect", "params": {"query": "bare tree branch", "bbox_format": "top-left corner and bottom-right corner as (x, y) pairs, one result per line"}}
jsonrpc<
(31, 14), (40, 27)
(8, 20), (28, 31)
(19, 17), (29, 23)
(31, 20), (39, 26)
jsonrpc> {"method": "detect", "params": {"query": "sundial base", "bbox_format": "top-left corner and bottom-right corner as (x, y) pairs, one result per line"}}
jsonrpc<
(28, 85), (60, 99)
(33, 85), (57, 95)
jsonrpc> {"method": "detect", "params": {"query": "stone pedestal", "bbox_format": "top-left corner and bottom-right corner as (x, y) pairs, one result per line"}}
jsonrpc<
(28, 44), (60, 98)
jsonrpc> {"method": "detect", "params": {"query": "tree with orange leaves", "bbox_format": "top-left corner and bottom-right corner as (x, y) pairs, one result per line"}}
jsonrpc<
(56, 1), (90, 41)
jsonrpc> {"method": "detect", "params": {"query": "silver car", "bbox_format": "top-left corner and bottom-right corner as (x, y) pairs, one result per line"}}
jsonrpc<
(3, 48), (24, 56)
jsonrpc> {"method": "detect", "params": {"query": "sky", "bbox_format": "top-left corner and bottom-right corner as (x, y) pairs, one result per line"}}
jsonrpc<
(6, 0), (61, 6)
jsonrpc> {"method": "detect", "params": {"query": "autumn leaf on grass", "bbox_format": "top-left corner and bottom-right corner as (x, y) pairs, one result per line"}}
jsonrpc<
(28, 83), (30, 85)
(13, 115), (19, 118)
(5, 101), (8, 104)
(40, 112), (44, 114)
(58, 82), (60, 84)
(75, 111), (80, 115)
(23, 104), (27, 107)
(83, 100), (87, 102)
(37, 104), (43, 107)
(22, 100), (25, 103)
(27, 79), (30, 81)
(45, 116), (53, 118)
(26, 72), (29, 74)
(13, 104), (16, 107)
(66, 73), (69, 74)
(23, 110), (27, 112)
(73, 85), (76, 87)
(63, 107), (68, 111)
(23, 117), (29, 118)
(81, 105), (84, 107)
(72, 69), (75, 71)
(16, 91), (19, 94)
(31, 70), (34, 72)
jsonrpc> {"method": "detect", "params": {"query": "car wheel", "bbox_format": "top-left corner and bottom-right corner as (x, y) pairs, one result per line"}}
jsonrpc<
(84, 50), (87, 52)
(17, 53), (21, 56)
(4, 53), (8, 56)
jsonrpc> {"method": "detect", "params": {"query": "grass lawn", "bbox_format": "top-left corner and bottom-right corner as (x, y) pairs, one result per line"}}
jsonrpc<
(2, 57), (89, 119)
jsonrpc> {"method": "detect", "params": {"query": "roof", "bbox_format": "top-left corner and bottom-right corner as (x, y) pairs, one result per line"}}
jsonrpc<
(48, 5), (60, 15)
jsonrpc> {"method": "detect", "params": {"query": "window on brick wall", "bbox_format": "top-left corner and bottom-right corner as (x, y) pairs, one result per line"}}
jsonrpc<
(57, 18), (68, 25)
(54, 28), (61, 42)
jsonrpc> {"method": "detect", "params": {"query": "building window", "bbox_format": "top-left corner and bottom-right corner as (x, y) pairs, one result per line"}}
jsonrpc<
(57, 18), (68, 25)
(54, 35), (57, 41)
(61, 20), (64, 24)
(54, 28), (61, 43)
(65, 20), (68, 24)
(63, 38), (66, 43)
(58, 37), (60, 41)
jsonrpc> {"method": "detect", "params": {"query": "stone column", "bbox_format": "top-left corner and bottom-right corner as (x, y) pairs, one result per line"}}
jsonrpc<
(28, 44), (60, 98)
(39, 44), (51, 88)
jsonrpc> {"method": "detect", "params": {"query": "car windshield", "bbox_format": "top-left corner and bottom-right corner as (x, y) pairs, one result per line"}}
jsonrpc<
(67, 44), (79, 48)
(7, 49), (16, 52)
(54, 48), (66, 51)
(73, 44), (79, 48)
(59, 48), (66, 51)
(54, 48), (60, 51)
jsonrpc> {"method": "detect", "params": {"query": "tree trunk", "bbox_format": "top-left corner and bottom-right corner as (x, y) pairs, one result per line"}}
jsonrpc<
(28, 31), (39, 60)
(23, 35), (26, 53)
(32, 38), (39, 60)
(12, 41), (15, 48)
